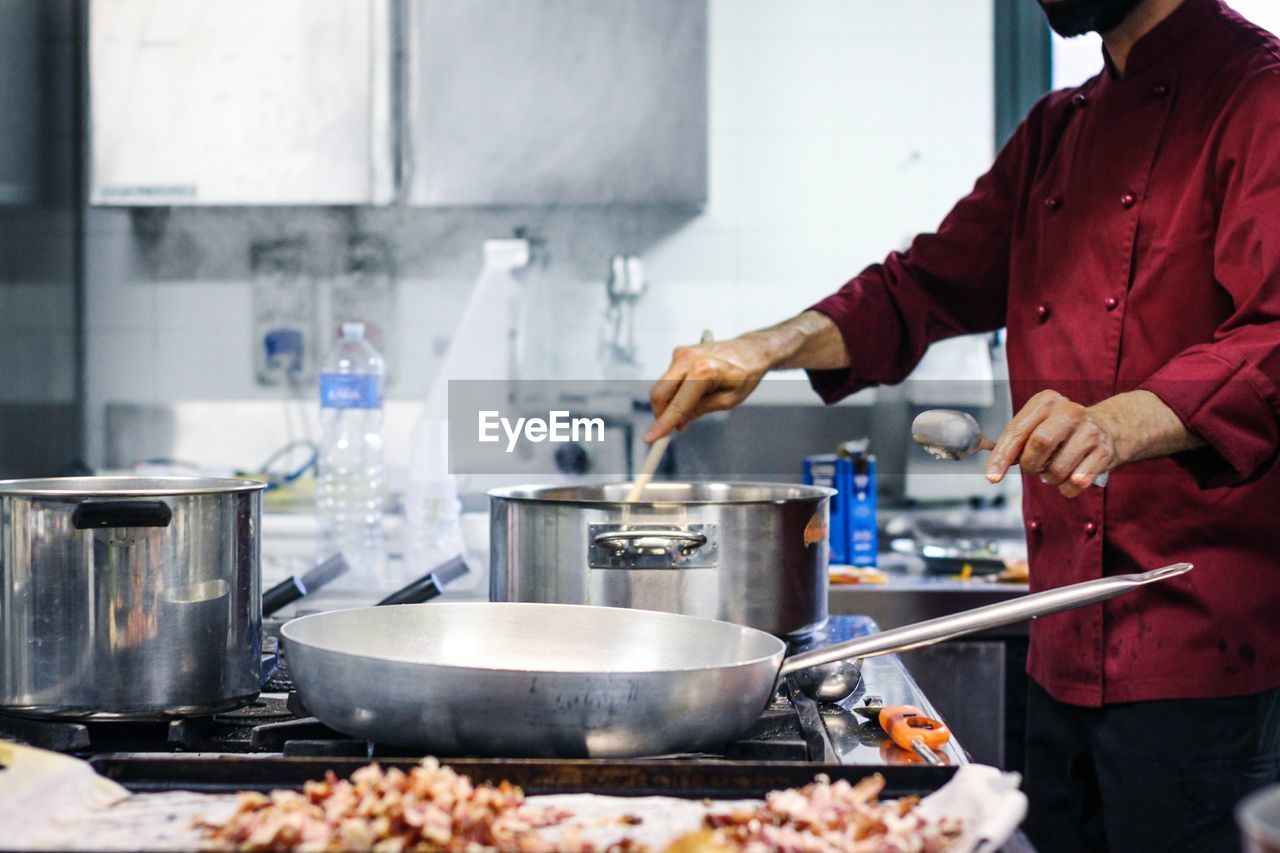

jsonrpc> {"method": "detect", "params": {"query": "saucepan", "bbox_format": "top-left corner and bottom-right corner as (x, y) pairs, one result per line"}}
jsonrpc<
(282, 562), (1191, 758)
(0, 476), (265, 719)
(489, 482), (835, 638)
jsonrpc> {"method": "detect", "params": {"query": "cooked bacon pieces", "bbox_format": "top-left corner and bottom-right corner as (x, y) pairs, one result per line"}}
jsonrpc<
(695, 774), (963, 853)
(198, 761), (963, 853)
(198, 758), (571, 852)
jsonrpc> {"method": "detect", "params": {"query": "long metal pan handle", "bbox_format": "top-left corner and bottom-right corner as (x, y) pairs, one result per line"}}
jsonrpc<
(778, 562), (1191, 677)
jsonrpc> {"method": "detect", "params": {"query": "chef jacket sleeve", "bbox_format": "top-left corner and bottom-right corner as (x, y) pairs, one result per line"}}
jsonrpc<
(1139, 71), (1280, 487)
(804, 97), (1046, 403)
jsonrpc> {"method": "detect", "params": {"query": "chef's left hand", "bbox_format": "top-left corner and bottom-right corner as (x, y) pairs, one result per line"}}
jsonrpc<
(985, 390), (1121, 498)
(985, 389), (1205, 498)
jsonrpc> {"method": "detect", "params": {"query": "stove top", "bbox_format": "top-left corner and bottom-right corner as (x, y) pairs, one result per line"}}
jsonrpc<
(0, 616), (964, 769)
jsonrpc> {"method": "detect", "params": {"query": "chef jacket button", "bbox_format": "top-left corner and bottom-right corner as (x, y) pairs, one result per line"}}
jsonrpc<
(1036, 303), (1051, 321)
(1044, 196), (1061, 211)
(1104, 296), (1119, 310)
(1083, 520), (1098, 536)
(1028, 519), (1042, 533)
(1072, 92), (1088, 108)
(1152, 82), (1169, 97)
(1121, 192), (1137, 209)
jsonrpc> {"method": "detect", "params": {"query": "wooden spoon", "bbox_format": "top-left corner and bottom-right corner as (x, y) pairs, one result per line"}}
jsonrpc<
(627, 329), (714, 501)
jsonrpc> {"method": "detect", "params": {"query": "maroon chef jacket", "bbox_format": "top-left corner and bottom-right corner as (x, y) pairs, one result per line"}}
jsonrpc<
(808, 0), (1280, 706)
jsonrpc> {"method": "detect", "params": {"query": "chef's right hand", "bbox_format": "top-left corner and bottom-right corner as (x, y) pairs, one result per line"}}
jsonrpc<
(644, 335), (772, 443)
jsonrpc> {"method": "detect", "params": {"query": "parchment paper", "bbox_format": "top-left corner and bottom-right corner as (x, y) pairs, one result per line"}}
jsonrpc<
(0, 743), (1025, 852)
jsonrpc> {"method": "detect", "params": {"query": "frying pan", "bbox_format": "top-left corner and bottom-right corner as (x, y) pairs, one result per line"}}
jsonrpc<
(281, 562), (1190, 758)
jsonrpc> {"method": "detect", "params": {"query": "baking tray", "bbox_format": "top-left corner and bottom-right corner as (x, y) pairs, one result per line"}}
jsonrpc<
(89, 754), (957, 799)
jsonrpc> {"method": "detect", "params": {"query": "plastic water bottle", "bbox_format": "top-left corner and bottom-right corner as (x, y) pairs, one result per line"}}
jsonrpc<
(317, 322), (385, 592)
(403, 414), (476, 594)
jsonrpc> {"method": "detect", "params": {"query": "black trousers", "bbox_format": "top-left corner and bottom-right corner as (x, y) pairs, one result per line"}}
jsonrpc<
(1023, 680), (1280, 852)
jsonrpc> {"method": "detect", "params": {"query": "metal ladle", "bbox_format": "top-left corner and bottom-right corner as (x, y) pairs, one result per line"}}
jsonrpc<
(793, 411), (1116, 704)
(791, 658), (862, 703)
(912, 408), (1108, 487)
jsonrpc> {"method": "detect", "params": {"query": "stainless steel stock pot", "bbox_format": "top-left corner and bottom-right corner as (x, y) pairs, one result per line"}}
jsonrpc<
(0, 476), (266, 718)
(488, 482), (834, 637)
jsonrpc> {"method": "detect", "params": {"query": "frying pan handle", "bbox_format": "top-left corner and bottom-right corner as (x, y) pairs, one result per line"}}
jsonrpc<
(778, 562), (1192, 676)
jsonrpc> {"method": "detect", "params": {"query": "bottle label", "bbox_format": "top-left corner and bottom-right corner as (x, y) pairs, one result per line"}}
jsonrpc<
(320, 373), (382, 409)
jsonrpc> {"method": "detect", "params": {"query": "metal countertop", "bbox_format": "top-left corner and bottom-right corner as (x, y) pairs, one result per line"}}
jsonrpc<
(830, 573), (1030, 634)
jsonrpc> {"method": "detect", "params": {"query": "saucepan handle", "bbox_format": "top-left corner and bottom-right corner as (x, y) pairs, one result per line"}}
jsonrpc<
(777, 562), (1192, 677)
(72, 499), (173, 530)
(376, 556), (470, 606)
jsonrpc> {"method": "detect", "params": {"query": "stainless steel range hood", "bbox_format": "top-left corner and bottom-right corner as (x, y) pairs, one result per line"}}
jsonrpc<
(88, 0), (708, 207)
(88, 0), (395, 206)
(402, 0), (707, 206)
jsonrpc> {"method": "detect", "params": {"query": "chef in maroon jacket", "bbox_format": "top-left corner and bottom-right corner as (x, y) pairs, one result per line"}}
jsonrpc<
(646, 0), (1280, 849)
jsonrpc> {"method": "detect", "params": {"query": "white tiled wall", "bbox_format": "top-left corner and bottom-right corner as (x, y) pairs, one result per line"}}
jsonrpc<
(83, 0), (995, 470)
(635, 0), (993, 376)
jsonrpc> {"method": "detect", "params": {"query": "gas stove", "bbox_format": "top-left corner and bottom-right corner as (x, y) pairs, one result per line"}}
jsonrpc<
(0, 616), (964, 771)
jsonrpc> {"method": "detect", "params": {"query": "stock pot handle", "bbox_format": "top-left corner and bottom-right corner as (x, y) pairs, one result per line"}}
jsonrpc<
(593, 529), (708, 555)
(587, 524), (718, 569)
(72, 499), (173, 529)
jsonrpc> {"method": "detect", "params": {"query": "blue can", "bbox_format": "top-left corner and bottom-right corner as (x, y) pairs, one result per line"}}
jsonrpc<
(805, 448), (877, 567)
(843, 450), (878, 567)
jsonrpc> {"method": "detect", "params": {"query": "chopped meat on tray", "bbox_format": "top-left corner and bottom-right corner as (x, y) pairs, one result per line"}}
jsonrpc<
(694, 774), (963, 853)
(198, 760), (963, 852)
(198, 758), (570, 853)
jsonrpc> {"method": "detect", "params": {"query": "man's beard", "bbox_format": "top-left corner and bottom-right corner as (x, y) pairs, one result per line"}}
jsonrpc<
(1038, 0), (1146, 36)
